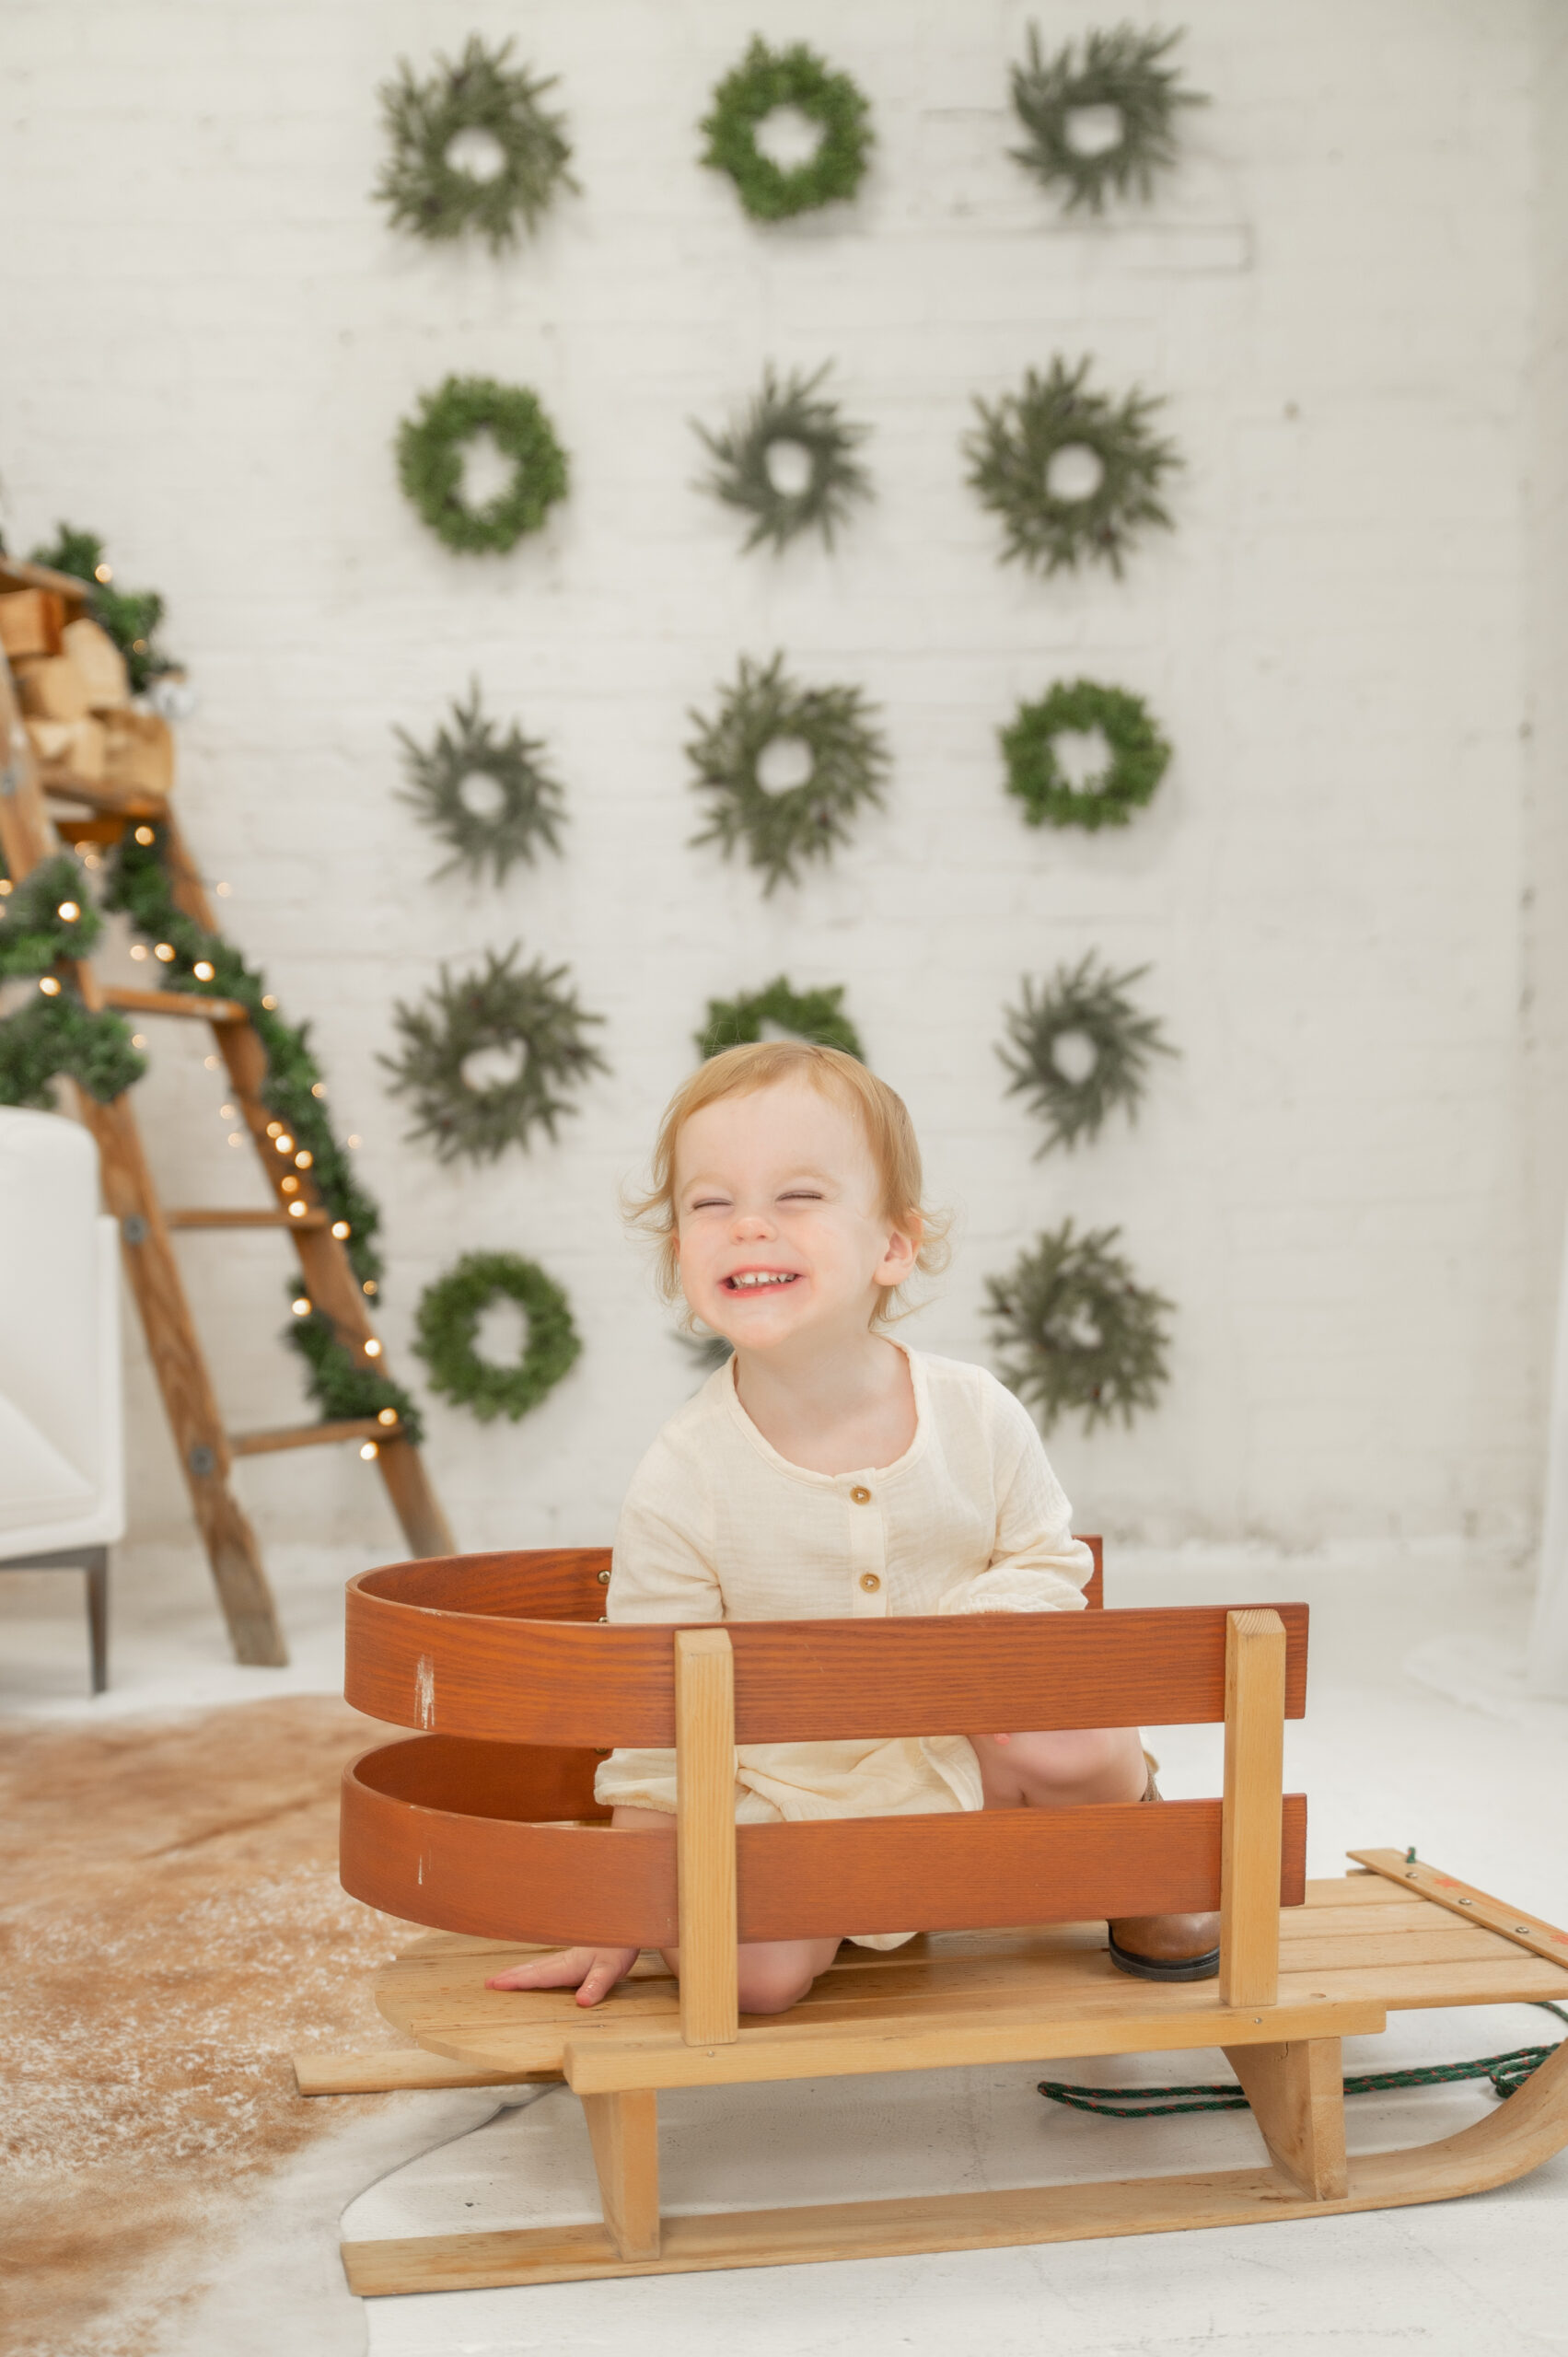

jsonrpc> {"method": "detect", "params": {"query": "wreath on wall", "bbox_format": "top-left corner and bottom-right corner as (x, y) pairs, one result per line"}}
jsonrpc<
(998, 954), (1174, 1154)
(687, 653), (889, 895)
(964, 356), (1179, 577)
(697, 976), (865, 1062)
(376, 35), (576, 250)
(1008, 24), (1206, 215)
(694, 363), (872, 553)
(413, 1249), (581, 1422)
(396, 376), (569, 554)
(700, 38), (874, 222)
(381, 946), (608, 1164)
(986, 1220), (1173, 1434)
(1001, 679), (1171, 831)
(396, 679), (567, 883)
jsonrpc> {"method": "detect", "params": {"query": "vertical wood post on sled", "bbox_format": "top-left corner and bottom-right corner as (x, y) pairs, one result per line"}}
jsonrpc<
(1219, 1607), (1286, 2008)
(675, 1626), (739, 2047)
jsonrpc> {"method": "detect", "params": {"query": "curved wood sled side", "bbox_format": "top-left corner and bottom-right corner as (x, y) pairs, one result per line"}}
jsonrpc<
(342, 2037), (1568, 2295)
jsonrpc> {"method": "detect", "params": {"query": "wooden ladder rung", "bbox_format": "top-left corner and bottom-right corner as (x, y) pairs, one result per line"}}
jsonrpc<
(42, 775), (168, 819)
(102, 984), (249, 1024)
(52, 815), (126, 845)
(229, 1417), (401, 1458)
(166, 1207), (328, 1230)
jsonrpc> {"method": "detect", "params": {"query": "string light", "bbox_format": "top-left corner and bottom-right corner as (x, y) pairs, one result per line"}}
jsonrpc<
(364, 1338), (383, 1358)
(346, 1134), (362, 1149)
(228, 1132), (243, 1145)
(134, 825), (155, 846)
(292, 1296), (312, 1317)
(377, 1407), (399, 1426)
(39, 976), (62, 996)
(294, 1150), (312, 1169)
(359, 1441), (378, 1460)
(273, 1133), (295, 1154)
(192, 960), (215, 981)
(331, 1219), (351, 1239)
(154, 942), (175, 962)
(132, 1033), (147, 1049)
(56, 900), (80, 923)
(265, 1120), (284, 1137)
(203, 1054), (219, 1070)
(281, 1176), (299, 1195)
(0, 878), (10, 896)
(310, 1081), (326, 1098)
(261, 994), (277, 1010)
(287, 1201), (307, 1218)
(362, 1279), (377, 1295)
(94, 562), (113, 584)
(130, 943), (149, 961)
(215, 881), (233, 898)
(221, 1104), (237, 1120)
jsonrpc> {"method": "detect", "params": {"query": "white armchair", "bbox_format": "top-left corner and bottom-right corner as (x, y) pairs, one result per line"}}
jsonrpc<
(0, 1106), (125, 1693)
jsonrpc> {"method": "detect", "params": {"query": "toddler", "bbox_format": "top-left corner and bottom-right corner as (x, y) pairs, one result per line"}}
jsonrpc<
(488, 1042), (1216, 2014)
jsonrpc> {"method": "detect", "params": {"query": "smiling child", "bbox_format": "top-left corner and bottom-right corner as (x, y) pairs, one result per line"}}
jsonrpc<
(486, 1041), (1217, 2014)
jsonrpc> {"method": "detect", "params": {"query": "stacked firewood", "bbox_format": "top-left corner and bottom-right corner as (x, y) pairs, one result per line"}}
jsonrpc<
(0, 586), (173, 795)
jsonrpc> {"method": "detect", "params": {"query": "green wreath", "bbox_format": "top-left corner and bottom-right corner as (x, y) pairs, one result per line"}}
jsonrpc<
(1001, 679), (1171, 831)
(397, 679), (566, 883)
(700, 38), (874, 222)
(0, 853), (103, 977)
(697, 976), (864, 1062)
(1009, 25), (1206, 215)
(381, 946), (608, 1164)
(397, 376), (569, 554)
(694, 363), (872, 553)
(413, 1250), (581, 1422)
(687, 653), (889, 895)
(986, 1220), (1173, 1434)
(376, 35), (576, 251)
(999, 955), (1174, 1154)
(964, 356), (1179, 577)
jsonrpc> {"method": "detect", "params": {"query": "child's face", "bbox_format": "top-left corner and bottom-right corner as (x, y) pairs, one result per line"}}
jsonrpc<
(672, 1078), (918, 1353)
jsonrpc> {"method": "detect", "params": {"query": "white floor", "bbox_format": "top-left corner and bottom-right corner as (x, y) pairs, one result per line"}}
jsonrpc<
(6, 1537), (1568, 2356)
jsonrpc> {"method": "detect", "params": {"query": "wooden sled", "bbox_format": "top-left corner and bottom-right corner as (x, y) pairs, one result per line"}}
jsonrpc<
(330, 1545), (1568, 2294)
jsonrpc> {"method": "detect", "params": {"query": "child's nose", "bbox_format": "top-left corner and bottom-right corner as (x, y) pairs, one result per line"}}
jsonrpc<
(731, 1208), (775, 1238)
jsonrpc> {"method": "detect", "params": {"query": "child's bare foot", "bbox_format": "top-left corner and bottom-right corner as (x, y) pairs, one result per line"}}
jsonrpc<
(485, 1945), (639, 2007)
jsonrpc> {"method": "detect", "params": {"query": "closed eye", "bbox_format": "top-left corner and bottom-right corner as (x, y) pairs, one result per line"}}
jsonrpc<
(779, 1190), (824, 1202)
(689, 1196), (730, 1212)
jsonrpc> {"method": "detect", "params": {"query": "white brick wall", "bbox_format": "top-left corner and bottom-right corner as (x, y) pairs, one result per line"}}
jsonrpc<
(1, 0), (1551, 1564)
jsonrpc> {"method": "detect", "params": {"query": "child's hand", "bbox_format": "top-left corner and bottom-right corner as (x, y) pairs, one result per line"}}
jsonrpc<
(485, 1945), (640, 2007)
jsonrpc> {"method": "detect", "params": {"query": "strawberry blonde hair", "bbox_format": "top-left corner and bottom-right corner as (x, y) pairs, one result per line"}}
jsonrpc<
(628, 1041), (949, 1326)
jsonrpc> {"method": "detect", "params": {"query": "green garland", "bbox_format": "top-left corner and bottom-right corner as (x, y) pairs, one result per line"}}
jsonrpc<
(700, 38), (874, 222)
(103, 828), (386, 1289)
(964, 356), (1180, 577)
(397, 679), (567, 883)
(381, 946), (609, 1165)
(697, 976), (864, 1062)
(986, 1221), (1173, 1434)
(27, 525), (181, 694)
(413, 1250), (581, 1422)
(1001, 679), (1171, 831)
(396, 376), (569, 554)
(1009, 25), (1206, 214)
(0, 853), (102, 976)
(694, 363), (872, 554)
(0, 993), (145, 1109)
(998, 955), (1175, 1154)
(286, 1298), (423, 1444)
(687, 653), (889, 895)
(376, 35), (576, 251)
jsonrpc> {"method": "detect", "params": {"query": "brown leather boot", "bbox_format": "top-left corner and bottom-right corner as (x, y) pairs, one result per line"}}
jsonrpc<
(1107, 1767), (1221, 1981)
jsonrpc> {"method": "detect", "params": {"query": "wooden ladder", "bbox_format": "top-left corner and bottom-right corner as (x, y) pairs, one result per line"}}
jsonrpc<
(0, 559), (452, 1666)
